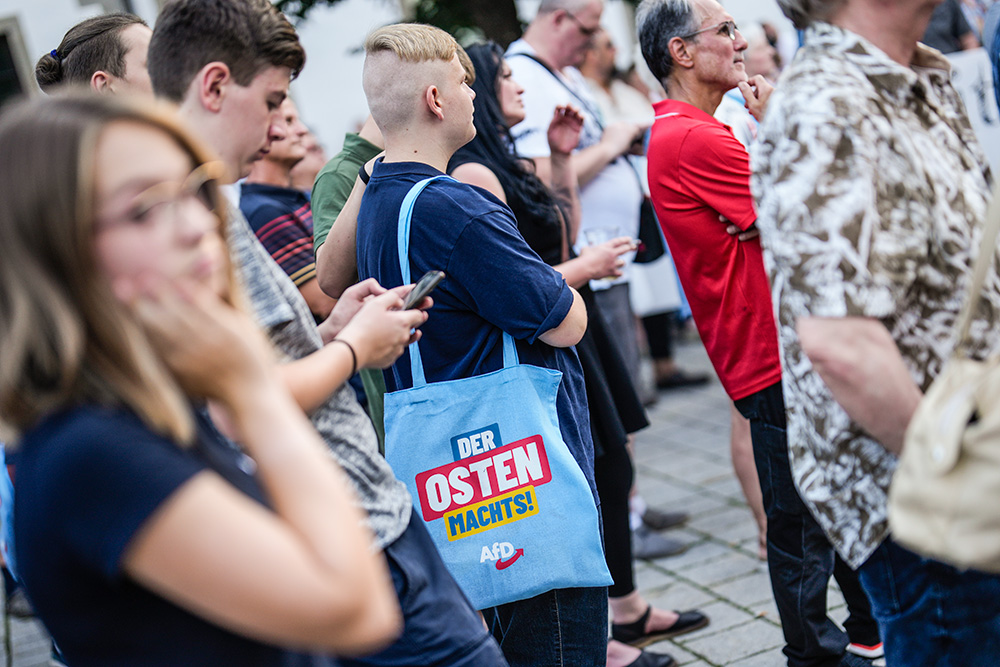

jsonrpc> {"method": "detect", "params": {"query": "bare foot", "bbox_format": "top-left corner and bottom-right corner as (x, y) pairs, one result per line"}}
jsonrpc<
(607, 639), (642, 667)
(614, 604), (680, 632)
(645, 606), (680, 632)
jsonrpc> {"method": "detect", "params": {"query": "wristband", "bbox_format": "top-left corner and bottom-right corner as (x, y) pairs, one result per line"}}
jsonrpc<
(332, 338), (357, 376)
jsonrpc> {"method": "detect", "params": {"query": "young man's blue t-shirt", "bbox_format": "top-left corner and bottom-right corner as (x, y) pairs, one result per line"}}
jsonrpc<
(356, 160), (596, 494)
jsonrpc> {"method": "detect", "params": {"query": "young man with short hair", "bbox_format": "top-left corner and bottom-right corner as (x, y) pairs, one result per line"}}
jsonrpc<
(356, 23), (604, 667)
(148, 2), (505, 665)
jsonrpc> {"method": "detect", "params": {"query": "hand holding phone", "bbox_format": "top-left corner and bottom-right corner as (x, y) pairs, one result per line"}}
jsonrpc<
(403, 270), (445, 310)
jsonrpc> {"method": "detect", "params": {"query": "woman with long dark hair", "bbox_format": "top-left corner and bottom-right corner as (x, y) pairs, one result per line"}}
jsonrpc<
(449, 42), (708, 667)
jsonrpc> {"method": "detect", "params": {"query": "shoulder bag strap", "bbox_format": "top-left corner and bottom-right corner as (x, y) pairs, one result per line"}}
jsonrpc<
(396, 176), (518, 388)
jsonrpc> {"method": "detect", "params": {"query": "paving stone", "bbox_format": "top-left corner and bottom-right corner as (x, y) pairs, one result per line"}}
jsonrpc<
(644, 641), (699, 666)
(752, 596), (781, 625)
(645, 580), (717, 611)
(679, 618), (785, 665)
(688, 600), (760, 635)
(709, 571), (775, 609)
(680, 552), (767, 587)
(728, 646), (788, 666)
(713, 517), (764, 546)
(701, 475), (747, 501)
(688, 506), (754, 534)
(662, 538), (733, 571)
(635, 562), (681, 592)
(675, 493), (736, 519)
(639, 478), (706, 506)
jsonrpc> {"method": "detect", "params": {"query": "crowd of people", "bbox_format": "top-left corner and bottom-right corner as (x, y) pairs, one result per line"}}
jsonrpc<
(0, 0), (998, 665)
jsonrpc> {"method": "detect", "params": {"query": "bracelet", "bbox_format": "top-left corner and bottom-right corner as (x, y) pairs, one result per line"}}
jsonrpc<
(331, 338), (357, 376)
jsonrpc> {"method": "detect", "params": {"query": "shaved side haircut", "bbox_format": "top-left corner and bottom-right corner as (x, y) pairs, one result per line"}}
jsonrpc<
(362, 24), (471, 134)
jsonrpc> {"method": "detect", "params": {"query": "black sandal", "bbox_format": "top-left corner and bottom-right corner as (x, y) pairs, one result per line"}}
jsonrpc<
(611, 606), (709, 648)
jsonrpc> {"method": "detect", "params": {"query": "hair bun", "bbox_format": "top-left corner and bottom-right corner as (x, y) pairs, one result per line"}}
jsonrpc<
(34, 51), (64, 92)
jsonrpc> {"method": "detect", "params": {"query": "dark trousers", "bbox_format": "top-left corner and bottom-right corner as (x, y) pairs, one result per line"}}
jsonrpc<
(641, 310), (676, 360)
(482, 586), (608, 667)
(594, 439), (636, 598)
(735, 382), (879, 667)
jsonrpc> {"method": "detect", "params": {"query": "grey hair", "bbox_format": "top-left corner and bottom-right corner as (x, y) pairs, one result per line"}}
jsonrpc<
(636, 0), (698, 86)
(776, 0), (845, 29)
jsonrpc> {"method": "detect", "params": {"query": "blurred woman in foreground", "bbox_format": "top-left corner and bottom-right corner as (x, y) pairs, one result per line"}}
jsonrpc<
(0, 93), (402, 666)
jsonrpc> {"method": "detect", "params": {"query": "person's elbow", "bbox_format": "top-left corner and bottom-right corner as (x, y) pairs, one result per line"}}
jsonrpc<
(538, 288), (587, 347)
(324, 580), (402, 656)
(299, 278), (337, 320)
(315, 244), (352, 299)
(290, 571), (403, 656)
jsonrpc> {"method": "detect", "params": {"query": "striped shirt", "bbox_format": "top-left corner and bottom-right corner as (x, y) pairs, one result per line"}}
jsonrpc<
(240, 183), (317, 287)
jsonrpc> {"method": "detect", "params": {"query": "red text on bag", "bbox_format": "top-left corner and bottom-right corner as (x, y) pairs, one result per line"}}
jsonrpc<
(415, 434), (552, 521)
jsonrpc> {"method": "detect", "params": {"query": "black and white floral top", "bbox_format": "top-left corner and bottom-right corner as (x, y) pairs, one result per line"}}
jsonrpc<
(752, 22), (998, 567)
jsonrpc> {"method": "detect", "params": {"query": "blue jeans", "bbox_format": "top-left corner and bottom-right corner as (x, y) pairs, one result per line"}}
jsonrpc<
(858, 537), (1000, 666)
(482, 586), (608, 667)
(735, 382), (879, 667)
(340, 513), (508, 667)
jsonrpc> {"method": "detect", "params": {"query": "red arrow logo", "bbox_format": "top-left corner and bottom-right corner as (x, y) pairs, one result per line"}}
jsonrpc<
(495, 548), (524, 570)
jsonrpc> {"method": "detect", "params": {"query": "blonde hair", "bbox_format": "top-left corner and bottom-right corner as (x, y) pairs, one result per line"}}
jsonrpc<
(363, 24), (474, 134)
(364, 24), (474, 82)
(0, 92), (233, 447)
(364, 23), (461, 64)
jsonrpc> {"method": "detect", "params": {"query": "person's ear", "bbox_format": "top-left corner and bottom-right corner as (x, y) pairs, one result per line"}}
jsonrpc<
(669, 36), (695, 70)
(553, 9), (570, 30)
(425, 84), (445, 121)
(194, 62), (230, 113)
(90, 70), (113, 93)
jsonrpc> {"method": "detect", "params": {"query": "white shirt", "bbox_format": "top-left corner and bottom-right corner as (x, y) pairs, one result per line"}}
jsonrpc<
(506, 39), (643, 289)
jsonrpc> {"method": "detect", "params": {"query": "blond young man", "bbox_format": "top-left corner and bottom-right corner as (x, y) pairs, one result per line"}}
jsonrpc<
(356, 24), (606, 667)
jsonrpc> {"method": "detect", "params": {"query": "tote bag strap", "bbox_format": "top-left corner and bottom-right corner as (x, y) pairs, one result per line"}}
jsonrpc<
(396, 176), (519, 388)
(955, 181), (1000, 350)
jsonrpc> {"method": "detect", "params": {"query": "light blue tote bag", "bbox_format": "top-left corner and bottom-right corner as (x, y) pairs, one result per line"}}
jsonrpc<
(383, 176), (612, 610)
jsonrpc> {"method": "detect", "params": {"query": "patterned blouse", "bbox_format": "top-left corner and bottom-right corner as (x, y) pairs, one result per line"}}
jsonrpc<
(752, 22), (998, 567)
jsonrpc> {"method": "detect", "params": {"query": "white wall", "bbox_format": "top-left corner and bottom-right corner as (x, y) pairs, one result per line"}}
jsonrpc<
(288, 0), (402, 154)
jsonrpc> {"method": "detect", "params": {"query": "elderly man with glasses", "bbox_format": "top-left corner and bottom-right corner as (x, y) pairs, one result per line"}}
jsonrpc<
(638, 1), (884, 666)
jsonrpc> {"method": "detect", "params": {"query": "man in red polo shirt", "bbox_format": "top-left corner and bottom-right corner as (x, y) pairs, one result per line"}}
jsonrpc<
(637, 1), (884, 666)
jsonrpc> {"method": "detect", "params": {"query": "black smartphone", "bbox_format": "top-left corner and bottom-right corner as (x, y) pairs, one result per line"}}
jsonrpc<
(403, 270), (445, 309)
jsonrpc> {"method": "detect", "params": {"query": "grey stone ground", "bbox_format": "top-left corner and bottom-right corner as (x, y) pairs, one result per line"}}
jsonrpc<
(0, 339), (852, 666)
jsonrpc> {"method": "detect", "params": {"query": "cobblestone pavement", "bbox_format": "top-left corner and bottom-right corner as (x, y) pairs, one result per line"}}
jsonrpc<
(2, 340), (852, 666)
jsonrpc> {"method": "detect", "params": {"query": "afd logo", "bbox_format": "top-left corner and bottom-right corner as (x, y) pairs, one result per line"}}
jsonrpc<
(480, 542), (524, 570)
